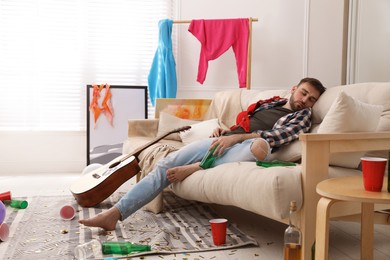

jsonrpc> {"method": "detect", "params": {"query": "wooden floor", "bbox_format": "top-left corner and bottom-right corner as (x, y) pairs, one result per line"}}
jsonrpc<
(2, 174), (390, 260)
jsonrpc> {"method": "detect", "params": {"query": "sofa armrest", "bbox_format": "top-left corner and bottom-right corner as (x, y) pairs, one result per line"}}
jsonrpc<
(127, 119), (159, 138)
(300, 131), (390, 186)
(298, 131), (390, 260)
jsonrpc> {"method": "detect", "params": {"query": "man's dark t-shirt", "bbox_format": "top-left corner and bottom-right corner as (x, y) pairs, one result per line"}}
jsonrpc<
(224, 106), (292, 136)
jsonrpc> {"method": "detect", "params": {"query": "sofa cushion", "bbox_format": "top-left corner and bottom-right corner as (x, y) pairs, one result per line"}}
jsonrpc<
(310, 83), (390, 167)
(171, 162), (302, 220)
(317, 91), (383, 168)
(204, 89), (242, 129)
(157, 112), (199, 141)
(317, 91), (383, 134)
(312, 82), (390, 126)
(268, 140), (301, 162)
(241, 89), (290, 110)
(179, 118), (219, 145)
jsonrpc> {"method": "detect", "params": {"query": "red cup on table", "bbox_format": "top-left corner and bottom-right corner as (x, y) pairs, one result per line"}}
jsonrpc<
(361, 157), (387, 192)
(209, 218), (228, 245)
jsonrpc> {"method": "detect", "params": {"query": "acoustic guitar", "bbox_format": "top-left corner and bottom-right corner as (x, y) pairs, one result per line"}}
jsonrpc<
(70, 126), (191, 207)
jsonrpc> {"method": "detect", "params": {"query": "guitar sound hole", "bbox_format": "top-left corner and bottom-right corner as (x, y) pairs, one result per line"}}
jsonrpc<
(109, 161), (120, 169)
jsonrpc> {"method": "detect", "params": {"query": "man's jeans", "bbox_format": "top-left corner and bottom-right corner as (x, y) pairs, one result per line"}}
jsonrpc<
(116, 137), (268, 220)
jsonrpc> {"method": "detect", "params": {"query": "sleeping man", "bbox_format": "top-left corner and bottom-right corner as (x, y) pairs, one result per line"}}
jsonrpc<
(79, 77), (326, 230)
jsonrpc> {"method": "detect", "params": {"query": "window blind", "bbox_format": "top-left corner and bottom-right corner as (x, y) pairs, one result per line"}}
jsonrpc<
(0, 0), (175, 131)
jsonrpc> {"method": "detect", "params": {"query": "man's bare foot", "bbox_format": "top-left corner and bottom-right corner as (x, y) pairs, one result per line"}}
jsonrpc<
(78, 207), (121, 231)
(166, 163), (202, 183)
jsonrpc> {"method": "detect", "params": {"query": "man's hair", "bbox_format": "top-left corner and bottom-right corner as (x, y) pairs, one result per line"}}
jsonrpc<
(298, 77), (326, 95)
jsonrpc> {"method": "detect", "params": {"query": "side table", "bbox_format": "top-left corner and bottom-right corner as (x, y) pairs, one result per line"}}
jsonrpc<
(315, 176), (390, 260)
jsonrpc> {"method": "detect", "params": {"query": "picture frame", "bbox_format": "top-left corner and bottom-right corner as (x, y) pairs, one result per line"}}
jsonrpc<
(155, 98), (212, 120)
(86, 85), (147, 165)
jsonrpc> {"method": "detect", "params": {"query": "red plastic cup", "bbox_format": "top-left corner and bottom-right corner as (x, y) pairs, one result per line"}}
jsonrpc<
(209, 218), (228, 245)
(0, 191), (11, 201)
(0, 223), (9, 242)
(60, 205), (76, 220)
(361, 157), (387, 192)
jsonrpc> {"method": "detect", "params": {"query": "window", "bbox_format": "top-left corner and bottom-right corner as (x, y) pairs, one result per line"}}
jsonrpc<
(0, 0), (175, 130)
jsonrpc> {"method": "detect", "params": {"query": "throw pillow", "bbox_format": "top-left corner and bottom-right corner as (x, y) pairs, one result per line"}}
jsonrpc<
(268, 140), (301, 162)
(317, 91), (383, 134)
(317, 91), (383, 168)
(157, 112), (198, 141)
(179, 118), (220, 145)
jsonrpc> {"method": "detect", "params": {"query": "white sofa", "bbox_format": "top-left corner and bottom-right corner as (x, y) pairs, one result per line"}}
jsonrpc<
(123, 82), (390, 259)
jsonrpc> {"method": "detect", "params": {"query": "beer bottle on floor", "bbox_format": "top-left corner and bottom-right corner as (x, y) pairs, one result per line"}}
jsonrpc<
(284, 200), (302, 260)
(102, 241), (151, 255)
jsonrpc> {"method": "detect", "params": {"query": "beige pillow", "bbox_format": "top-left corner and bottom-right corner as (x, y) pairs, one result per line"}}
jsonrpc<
(317, 91), (383, 168)
(157, 112), (198, 141)
(268, 125), (323, 162)
(318, 91), (383, 133)
(179, 118), (219, 145)
(268, 140), (301, 162)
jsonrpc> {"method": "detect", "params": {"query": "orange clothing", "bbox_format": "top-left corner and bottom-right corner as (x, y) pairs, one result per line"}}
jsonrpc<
(89, 84), (114, 128)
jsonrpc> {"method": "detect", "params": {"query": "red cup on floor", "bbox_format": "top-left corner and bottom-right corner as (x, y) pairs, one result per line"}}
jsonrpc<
(60, 205), (76, 220)
(0, 223), (9, 242)
(361, 157), (387, 192)
(209, 218), (228, 245)
(0, 191), (11, 201)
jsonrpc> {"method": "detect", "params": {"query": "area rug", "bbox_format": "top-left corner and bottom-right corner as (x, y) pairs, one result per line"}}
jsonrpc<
(1, 191), (258, 259)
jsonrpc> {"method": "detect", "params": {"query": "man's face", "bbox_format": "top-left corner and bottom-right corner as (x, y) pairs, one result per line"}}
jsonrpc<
(289, 82), (321, 111)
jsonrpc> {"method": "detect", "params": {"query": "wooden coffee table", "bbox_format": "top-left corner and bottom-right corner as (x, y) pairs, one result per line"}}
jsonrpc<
(315, 176), (390, 260)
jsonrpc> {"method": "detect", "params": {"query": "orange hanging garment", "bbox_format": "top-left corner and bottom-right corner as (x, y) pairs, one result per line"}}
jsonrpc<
(89, 83), (114, 128)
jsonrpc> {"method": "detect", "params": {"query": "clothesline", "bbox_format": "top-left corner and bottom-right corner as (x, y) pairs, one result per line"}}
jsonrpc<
(172, 17), (258, 89)
(173, 18), (259, 24)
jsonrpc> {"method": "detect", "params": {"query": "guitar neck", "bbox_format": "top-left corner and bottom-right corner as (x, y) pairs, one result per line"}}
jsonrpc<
(120, 126), (190, 163)
(130, 135), (169, 159)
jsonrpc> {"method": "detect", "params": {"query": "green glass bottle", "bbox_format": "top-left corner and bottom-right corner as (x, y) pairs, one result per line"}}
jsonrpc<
(199, 146), (218, 169)
(9, 200), (28, 209)
(102, 241), (151, 255)
(256, 160), (296, 168)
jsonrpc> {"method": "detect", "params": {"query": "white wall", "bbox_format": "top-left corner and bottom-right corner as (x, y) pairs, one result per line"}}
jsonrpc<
(348, 0), (390, 83)
(0, 0), (350, 175)
(176, 0), (306, 98)
(0, 131), (86, 175)
(175, 0), (347, 100)
(307, 0), (348, 86)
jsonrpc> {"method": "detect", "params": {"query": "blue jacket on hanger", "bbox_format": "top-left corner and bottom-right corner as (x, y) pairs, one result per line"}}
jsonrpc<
(148, 19), (177, 106)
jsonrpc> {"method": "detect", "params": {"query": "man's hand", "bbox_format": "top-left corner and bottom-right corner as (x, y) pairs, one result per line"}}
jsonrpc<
(209, 132), (261, 156)
(210, 127), (228, 137)
(210, 135), (241, 156)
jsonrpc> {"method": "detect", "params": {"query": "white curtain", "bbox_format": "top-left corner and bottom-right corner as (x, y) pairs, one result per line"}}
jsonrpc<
(0, 0), (175, 131)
